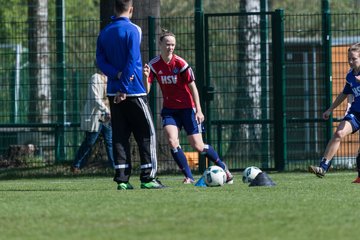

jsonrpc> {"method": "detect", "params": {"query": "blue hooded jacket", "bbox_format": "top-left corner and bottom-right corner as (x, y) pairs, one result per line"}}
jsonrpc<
(96, 17), (146, 96)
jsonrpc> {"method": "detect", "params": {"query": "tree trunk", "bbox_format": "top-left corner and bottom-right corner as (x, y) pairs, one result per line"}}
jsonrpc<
(100, 0), (113, 30)
(28, 0), (51, 123)
(356, 0), (360, 8)
(226, 0), (261, 161)
(132, 0), (160, 64)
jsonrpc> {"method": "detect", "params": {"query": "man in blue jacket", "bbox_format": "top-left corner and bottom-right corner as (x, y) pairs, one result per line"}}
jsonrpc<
(96, 0), (164, 190)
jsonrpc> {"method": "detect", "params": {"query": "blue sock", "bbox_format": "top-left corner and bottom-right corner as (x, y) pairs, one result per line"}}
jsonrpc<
(171, 146), (194, 180)
(202, 144), (226, 170)
(321, 157), (331, 165)
(320, 157), (331, 171)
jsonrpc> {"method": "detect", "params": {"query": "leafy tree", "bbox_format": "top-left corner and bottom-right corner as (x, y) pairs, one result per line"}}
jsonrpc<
(269, 0), (360, 13)
(160, 0), (240, 16)
(0, 1), (27, 45)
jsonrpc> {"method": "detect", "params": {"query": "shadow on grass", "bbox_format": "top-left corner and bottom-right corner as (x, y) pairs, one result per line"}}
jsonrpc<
(0, 163), (183, 180)
(0, 162), (116, 180)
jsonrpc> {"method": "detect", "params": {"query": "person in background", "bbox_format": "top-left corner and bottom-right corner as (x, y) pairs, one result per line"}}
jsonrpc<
(309, 43), (360, 181)
(143, 28), (234, 184)
(96, 0), (164, 190)
(71, 62), (114, 173)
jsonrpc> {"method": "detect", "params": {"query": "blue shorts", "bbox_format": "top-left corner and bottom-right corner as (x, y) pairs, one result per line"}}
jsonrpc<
(161, 108), (205, 135)
(343, 112), (360, 133)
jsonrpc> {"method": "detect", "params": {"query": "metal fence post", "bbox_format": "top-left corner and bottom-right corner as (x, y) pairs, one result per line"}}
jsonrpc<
(195, 0), (205, 113)
(73, 71), (80, 149)
(195, 0), (206, 173)
(55, 0), (66, 162)
(260, 0), (270, 169)
(322, 0), (333, 143)
(272, 9), (286, 171)
(148, 16), (157, 127)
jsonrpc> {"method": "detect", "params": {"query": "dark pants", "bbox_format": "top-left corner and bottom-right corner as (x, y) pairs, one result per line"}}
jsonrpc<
(109, 96), (157, 183)
(73, 123), (114, 169)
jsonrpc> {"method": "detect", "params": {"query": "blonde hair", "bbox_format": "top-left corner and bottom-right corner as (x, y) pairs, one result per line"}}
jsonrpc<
(159, 28), (175, 42)
(348, 43), (360, 53)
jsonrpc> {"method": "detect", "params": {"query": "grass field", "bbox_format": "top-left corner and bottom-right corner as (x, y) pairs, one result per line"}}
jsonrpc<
(0, 171), (359, 240)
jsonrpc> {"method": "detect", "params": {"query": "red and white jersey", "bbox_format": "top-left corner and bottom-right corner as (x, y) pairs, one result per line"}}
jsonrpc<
(148, 54), (195, 109)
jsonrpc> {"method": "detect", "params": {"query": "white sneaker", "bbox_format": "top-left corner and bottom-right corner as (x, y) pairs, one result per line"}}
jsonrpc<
(183, 177), (195, 184)
(225, 170), (234, 184)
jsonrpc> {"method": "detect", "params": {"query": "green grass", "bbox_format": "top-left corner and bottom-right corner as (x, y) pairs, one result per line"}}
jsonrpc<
(0, 172), (359, 240)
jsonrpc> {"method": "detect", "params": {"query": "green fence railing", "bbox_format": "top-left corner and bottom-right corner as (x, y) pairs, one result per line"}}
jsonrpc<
(1, 8), (360, 175)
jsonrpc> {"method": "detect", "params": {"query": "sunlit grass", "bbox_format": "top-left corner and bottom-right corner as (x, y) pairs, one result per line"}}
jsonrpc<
(0, 172), (359, 240)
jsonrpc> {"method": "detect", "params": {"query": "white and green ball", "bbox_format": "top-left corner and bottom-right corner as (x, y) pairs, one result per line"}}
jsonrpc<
(203, 165), (227, 187)
(242, 166), (262, 183)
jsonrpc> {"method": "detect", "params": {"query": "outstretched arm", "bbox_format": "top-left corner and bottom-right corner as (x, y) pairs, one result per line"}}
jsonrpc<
(323, 92), (348, 120)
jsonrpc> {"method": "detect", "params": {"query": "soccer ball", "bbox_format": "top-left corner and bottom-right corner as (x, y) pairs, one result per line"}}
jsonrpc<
(203, 166), (227, 187)
(242, 166), (262, 183)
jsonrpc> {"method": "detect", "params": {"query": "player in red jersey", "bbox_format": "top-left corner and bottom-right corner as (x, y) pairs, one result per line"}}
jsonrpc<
(143, 29), (233, 184)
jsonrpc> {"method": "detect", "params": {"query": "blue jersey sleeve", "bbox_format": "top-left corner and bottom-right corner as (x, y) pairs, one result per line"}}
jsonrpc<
(343, 83), (352, 95)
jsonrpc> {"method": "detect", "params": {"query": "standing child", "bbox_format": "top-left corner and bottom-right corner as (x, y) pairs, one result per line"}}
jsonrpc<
(71, 64), (114, 173)
(143, 29), (233, 184)
(309, 43), (360, 181)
